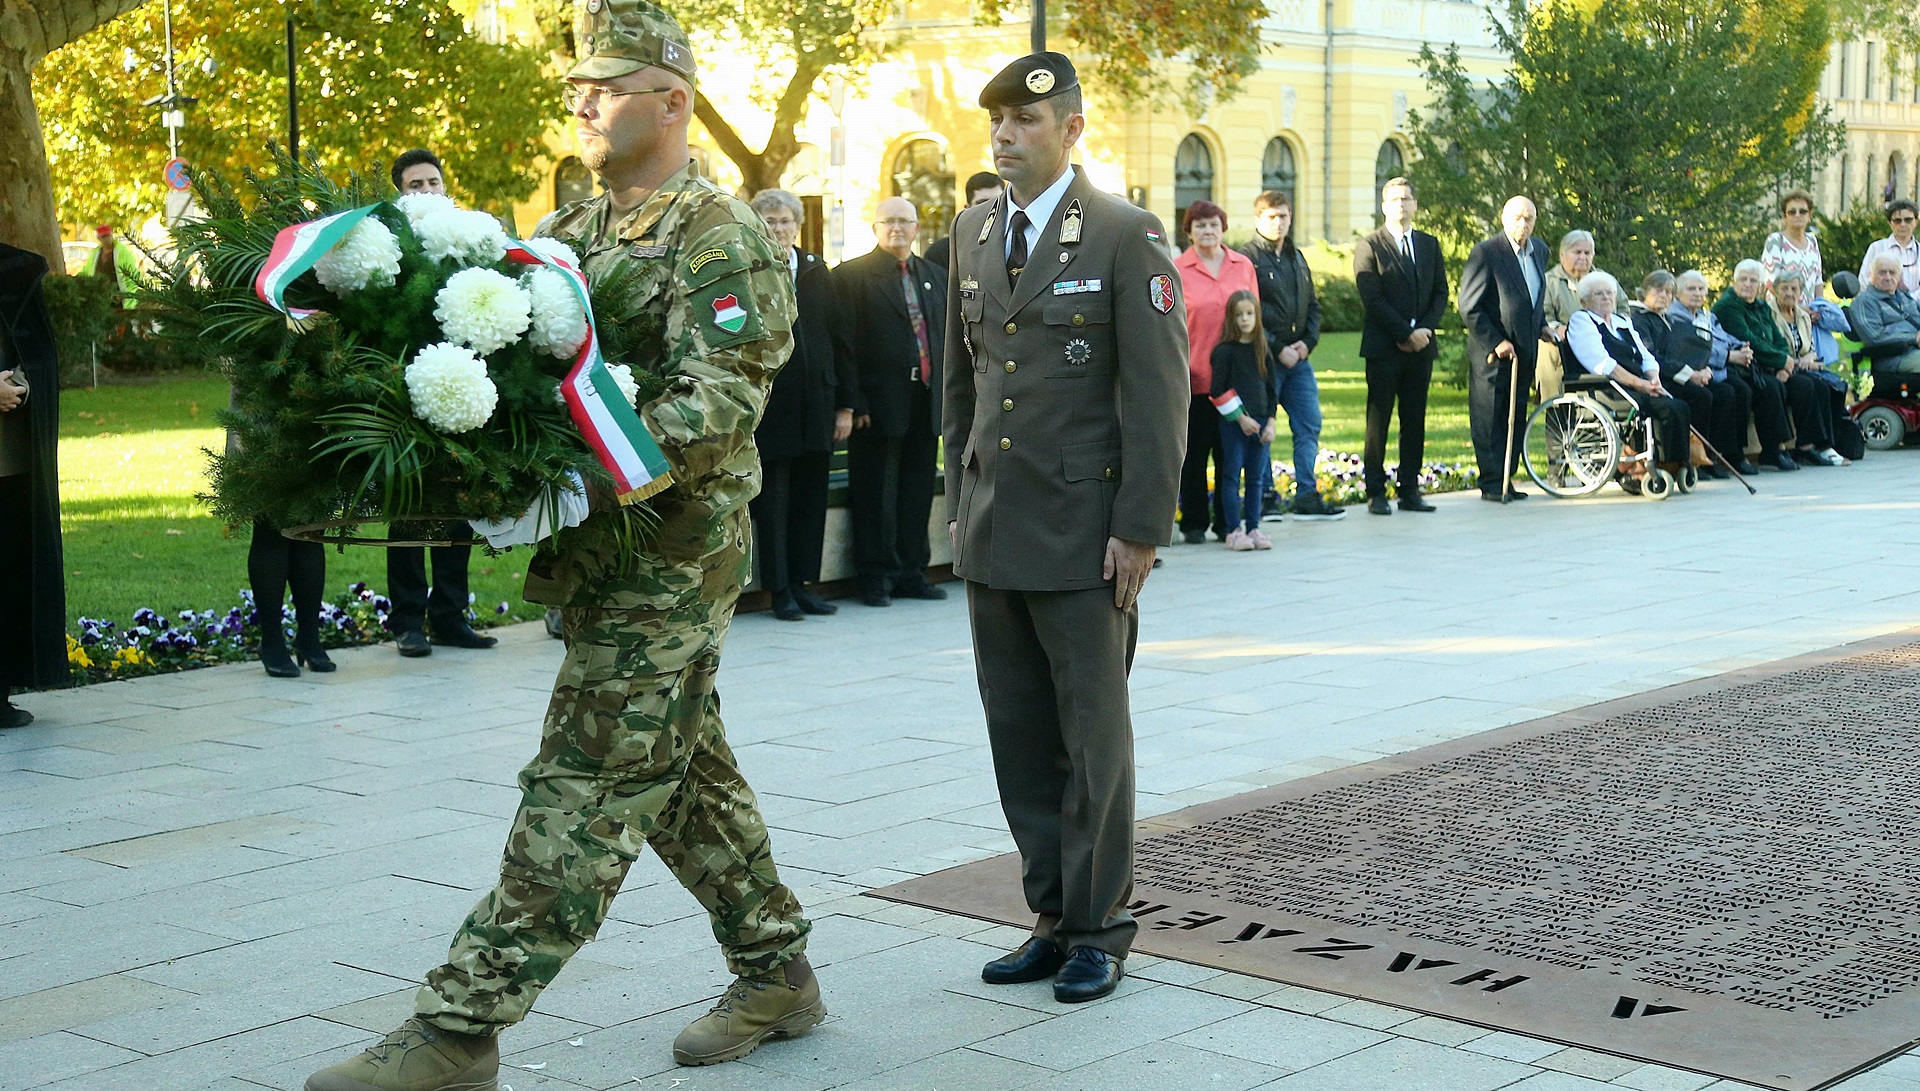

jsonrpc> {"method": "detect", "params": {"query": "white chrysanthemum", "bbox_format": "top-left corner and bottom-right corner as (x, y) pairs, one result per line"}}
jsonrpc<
(521, 236), (580, 268)
(415, 206), (509, 266)
(394, 192), (457, 230)
(312, 216), (402, 297)
(522, 266), (590, 359)
(405, 343), (498, 433)
(606, 363), (641, 407)
(434, 267), (532, 357)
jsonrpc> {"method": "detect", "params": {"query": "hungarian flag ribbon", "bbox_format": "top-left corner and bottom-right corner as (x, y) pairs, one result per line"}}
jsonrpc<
(253, 204), (382, 320)
(505, 240), (673, 504)
(251, 203), (673, 506)
(1210, 390), (1246, 421)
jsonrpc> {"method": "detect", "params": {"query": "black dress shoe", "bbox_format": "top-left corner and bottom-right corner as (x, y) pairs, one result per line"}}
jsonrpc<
(1734, 458), (1760, 475)
(792, 586), (837, 615)
(293, 633), (336, 673)
(1770, 451), (1800, 472)
(1704, 464), (1731, 480)
(1480, 491), (1504, 502)
(1398, 494), (1437, 512)
(0, 702), (33, 728)
(395, 630), (432, 657)
(859, 588), (892, 607)
(1053, 947), (1123, 1003)
(431, 625), (499, 649)
(981, 937), (1067, 984)
(893, 580), (948, 601)
(1505, 487), (1529, 500)
(1181, 529), (1207, 544)
(1367, 496), (1392, 516)
(769, 593), (805, 621)
(261, 639), (302, 676)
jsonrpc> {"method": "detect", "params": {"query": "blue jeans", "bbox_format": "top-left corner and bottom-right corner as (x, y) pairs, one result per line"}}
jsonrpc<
(1217, 421), (1270, 533)
(1272, 357), (1324, 495)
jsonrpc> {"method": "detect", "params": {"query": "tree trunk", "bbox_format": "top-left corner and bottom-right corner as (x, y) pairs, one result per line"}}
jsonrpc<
(694, 56), (826, 197)
(0, 0), (156, 271)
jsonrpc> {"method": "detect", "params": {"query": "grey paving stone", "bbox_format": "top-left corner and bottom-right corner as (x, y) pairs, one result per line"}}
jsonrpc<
(820, 1046), (1050, 1091)
(1254, 1037), (1537, 1090)
(1462, 1031), (1568, 1064)
(1609, 1065), (1722, 1091)
(1392, 1015), (1492, 1047)
(1495, 1074), (1620, 1091)
(974, 982), (1253, 1071)
(1536, 1047), (1646, 1081)
(0, 975), (195, 1046)
(1022, 1040), (1287, 1091)
(1169, 1006), (1389, 1073)
(33, 1016), (366, 1091)
(0, 1031), (144, 1091)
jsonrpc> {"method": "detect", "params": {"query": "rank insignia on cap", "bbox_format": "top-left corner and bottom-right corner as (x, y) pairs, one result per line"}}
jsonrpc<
(1026, 68), (1056, 94)
(1059, 199), (1082, 244)
(712, 293), (748, 333)
(1149, 274), (1175, 314)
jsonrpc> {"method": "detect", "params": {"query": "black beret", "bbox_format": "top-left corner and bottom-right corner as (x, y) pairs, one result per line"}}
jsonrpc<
(979, 52), (1079, 109)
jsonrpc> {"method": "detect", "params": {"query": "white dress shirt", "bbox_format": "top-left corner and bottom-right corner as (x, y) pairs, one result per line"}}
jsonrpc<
(1567, 309), (1658, 379)
(1004, 166), (1076, 263)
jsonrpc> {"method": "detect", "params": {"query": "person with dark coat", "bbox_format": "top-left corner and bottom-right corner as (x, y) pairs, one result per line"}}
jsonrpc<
(0, 244), (68, 726)
(1632, 270), (1740, 479)
(1565, 270), (1692, 467)
(833, 196), (948, 606)
(1354, 176), (1450, 514)
(1241, 190), (1342, 519)
(1712, 259), (1802, 472)
(925, 172), (1004, 273)
(748, 188), (855, 620)
(1457, 196), (1549, 501)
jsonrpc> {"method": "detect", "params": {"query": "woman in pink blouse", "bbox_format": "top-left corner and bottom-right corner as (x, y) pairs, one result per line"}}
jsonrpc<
(1173, 200), (1258, 543)
(1762, 189), (1823, 301)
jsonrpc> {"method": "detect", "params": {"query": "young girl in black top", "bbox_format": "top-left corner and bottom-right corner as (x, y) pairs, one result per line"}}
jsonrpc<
(1210, 290), (1277, 550)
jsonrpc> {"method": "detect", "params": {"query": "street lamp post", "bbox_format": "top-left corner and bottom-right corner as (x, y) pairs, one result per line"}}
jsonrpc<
(138, 0), (198, 160)
(285, 12), (301, 161)
(1032, 0), (1045, 52)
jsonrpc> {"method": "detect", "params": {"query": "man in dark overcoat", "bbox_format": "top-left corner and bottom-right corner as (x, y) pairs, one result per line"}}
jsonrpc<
(0, 243), (68, 727)
(944, 52), (1188, 1004)
(1458, 195), (1549, 501)
(1354, 175), (1450, 514)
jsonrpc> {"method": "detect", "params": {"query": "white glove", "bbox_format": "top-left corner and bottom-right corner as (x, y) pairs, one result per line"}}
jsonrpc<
(471, 471), (590, 548)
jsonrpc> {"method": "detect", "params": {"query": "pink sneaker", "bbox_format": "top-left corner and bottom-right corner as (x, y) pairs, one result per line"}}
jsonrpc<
(1224, 528), (1254, 551)
(1249, 528), (1273, 550)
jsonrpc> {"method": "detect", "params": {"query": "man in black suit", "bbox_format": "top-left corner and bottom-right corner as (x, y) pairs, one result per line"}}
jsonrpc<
(1458, 196), (1549, 502)
(1353, 175), (1449, 515)
(925, 172), (1004, 273)
(750, 189), (855, 619)
(833, 196), (948, 606)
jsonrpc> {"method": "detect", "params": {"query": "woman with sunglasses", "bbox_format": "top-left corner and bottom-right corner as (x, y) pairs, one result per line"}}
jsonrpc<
(1762, 190), (1823, 301)
(1859, 200), (1920, 301)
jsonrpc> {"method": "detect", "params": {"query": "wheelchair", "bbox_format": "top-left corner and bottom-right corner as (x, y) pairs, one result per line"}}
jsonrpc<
(1521, 372), (1691, 500)
(1851, 361), (1920, 450)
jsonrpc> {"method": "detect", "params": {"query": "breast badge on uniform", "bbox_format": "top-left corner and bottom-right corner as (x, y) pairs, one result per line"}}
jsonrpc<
(1149, 274), (1175, 314)
(1065, 338), (1092, 366)
(960, 277), (978, 299)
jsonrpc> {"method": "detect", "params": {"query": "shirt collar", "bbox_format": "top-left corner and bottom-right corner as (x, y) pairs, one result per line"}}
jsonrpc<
(1007, 165), (1075, 236)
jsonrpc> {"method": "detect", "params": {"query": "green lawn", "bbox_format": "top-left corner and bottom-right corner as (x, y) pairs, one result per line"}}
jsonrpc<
(55, 343), (1470, 629)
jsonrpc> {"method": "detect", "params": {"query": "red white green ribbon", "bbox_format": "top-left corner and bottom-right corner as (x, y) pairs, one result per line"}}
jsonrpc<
(1211, 390), (1245, 421)
(505, 241), (673, 503)
(253, 203), (673, 505)
(253, 204), (382, 320)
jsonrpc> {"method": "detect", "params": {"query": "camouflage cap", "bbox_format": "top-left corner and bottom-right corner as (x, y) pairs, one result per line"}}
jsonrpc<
(569, 0), (695, 83)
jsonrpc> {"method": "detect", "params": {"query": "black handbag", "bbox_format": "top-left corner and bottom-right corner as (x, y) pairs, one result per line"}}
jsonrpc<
(1833, 414), (1867, 461)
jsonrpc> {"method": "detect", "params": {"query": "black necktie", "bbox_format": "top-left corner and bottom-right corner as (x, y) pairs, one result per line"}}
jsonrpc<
(1400, 233), (1414, 267)
(1008, 210), (1031, 287)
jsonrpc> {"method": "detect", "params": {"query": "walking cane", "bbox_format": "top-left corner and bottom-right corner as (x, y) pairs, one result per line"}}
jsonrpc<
(1494, 352), (1521, 504)
(1691, 424), (1757, 495)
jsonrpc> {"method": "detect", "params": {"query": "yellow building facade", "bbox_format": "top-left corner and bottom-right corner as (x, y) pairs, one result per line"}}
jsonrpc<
(1819, 39), (1920, 214)
(511, 0), (1509, 256)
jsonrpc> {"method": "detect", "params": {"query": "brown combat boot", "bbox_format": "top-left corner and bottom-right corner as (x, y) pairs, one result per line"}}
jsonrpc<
(672, 955), (827, 1065)
(304, 1017), (498, 1091)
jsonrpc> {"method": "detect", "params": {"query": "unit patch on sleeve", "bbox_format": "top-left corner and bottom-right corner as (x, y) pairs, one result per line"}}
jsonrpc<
(1149, 274), (1175, 314)
(712, 293), (749, 333)
(689, 247), (730, 275)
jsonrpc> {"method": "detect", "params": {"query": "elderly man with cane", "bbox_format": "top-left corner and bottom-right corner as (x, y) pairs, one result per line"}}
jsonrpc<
(1459, 196), (1549, 502)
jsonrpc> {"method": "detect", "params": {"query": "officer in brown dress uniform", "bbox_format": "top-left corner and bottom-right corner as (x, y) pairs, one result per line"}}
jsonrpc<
(943, 52), (1189, 1004)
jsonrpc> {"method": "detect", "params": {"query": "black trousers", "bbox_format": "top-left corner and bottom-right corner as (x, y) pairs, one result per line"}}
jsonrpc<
(1781, 370), (1835, 449)
(1177, 394), (1226, 534)
(967, 582), (1139, 958)
(846, 383), (937, 593)
(749, 451), (831, 599)
(249, 517), (326, 645)
(1618, 387), (1691, 462)
(1672, 377), (1748, 462)
(387, 524), (474, 635)
(1728, 365), (1792, 454)
(1363, 353), (1432, 497)
(1467, 354), (1535, 493)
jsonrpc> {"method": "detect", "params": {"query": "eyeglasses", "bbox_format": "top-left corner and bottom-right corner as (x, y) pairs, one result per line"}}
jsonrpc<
(1785, 206), (1812, 216)
(877, 218), (918, 229)
(563, 84), (671, 112)
(1894, 216), (1917, 224)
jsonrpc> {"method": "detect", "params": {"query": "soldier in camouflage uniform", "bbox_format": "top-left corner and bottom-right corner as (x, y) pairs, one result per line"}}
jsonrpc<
(305, 4), (823, 1089)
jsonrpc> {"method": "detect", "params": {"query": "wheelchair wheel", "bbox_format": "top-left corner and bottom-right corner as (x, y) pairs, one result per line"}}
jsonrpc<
(1523, 396), (1619, 497)
(1859, 405), (1907, 450)
(1644, 468), (1674, 500)
(1676, 464), (1698, 493)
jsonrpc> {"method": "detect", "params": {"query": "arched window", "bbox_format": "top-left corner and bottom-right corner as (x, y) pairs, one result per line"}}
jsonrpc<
(1887, 152), (1905, 207)
(889, 138), (955, 255)
(1261, 138), (1297, 204)
(1373, 141), (1407, 226)
(553, 156), (594, 208)
(1174, 133), (1215, 248)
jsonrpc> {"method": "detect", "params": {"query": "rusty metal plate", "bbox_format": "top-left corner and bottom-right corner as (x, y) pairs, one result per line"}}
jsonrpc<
(872, 630), (1920, 1090)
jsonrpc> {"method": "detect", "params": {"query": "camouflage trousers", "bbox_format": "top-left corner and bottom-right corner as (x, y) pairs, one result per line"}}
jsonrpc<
(414, 598), (811, 1034)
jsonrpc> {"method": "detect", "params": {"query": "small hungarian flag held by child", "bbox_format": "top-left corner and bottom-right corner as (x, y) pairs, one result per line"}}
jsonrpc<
(712, 294), (748, 334)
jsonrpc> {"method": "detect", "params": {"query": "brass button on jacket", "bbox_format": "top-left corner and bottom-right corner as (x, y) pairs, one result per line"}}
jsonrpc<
(1003, 398), (1015, 411)
(1005, 361), (1017, 373)
(1072, 313), (1086, 326)
(1000, 437), (1012, 450)
(1004, 321), (1018, 334)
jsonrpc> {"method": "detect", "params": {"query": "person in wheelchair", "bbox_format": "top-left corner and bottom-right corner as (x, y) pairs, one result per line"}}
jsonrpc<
(1850, 253), (1920, 389)
(1767, 271), (1852, 466)
(1566, 271), (1692, 472)
(1630, 270), (1741, 479)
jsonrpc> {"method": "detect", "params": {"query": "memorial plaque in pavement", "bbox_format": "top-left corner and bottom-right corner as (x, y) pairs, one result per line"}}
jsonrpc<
(873, 630), (1920, 1090)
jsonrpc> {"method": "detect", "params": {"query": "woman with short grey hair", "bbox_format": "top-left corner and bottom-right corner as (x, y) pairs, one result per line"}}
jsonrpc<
(1565, 268), (1693, 468)
(1713, 259), (1802, 471)
(1538, 230), (1596, 399)
(748, 188), (806, 225)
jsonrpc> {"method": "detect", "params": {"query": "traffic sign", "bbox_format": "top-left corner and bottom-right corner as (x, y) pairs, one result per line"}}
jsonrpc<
(163, 158), (190, 191)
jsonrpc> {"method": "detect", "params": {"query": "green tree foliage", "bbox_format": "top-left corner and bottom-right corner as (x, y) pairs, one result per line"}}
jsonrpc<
(974, 0), (1270, 113)
(33, 0), (556, 232)
(1834, 0), (1916, 63)
(1407, 0), (1846, 282)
